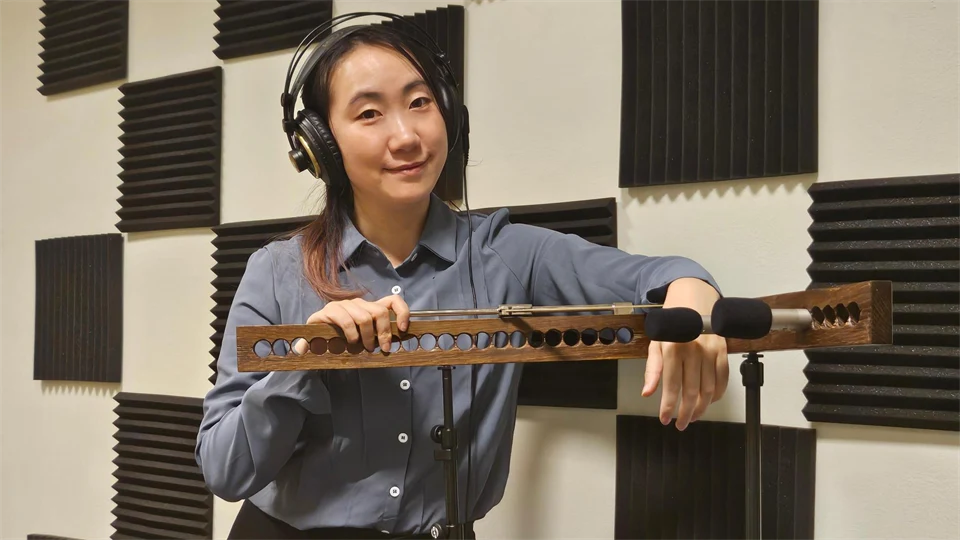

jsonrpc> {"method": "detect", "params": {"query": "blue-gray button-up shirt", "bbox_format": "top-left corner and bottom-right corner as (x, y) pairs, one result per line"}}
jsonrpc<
(196, 194), (719, 533)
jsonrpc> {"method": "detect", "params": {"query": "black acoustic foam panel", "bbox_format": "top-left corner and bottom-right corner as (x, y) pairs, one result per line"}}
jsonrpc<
(616, 415), (816, 539)
(112, 392), (213, 538)
(116, 66), (223, 233)
(37, 0), (129, 96)
(213, 0), (333, 60)
(381, 6), (466, 202)
(34, 234), (123, 382)
(475, 198), (619, 409)
(803, 173), (959, 432)
(619, 0), (818, 187)
(210, 216), (313, 384)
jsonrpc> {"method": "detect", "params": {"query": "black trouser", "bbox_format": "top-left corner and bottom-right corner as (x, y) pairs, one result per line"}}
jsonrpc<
(228, 500), (476, 539)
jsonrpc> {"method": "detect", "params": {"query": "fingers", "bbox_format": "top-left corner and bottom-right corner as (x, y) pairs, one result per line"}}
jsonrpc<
(309, 303), (360, 344)
(643, 341), (663, 397)
(305, 295), (408, 353)
(714, 340), (730, 402)
(305, 308), (326, 325)
(378, 294), (410, 332)
(658, 342), (682, 425)
(675, 346), (701, 431)
(651, 337), (727, 430)
(341, 299), (388, 352)
(691, 343), (717, 423)
(356, 298), (393, 351)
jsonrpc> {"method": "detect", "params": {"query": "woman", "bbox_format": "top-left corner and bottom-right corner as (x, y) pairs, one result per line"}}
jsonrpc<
(196, 20), (729, 539)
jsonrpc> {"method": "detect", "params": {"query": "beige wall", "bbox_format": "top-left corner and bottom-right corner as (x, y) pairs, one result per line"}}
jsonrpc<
(2, 0), (958, 538)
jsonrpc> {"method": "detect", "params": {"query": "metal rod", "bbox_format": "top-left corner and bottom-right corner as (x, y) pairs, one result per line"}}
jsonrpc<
(431, 365), (464, 539)
(742, 352), (764, 539)
(404, 302), (663, 318)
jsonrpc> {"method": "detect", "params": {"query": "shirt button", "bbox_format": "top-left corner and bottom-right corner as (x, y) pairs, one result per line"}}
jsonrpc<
(389, 486), (400, 497)
(391, 285), (402, 295)
(400, 379), (410, 390)
(398, 433), (408, 443)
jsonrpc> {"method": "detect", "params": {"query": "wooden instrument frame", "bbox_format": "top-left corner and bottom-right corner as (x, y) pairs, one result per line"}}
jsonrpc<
(235, 280), (892, 372)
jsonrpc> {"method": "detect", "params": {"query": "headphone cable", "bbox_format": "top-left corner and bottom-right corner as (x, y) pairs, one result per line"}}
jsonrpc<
(461, 116), (476, 531)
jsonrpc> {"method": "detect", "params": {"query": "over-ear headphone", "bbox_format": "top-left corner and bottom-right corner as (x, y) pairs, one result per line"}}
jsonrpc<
(280, 11), (469, 187)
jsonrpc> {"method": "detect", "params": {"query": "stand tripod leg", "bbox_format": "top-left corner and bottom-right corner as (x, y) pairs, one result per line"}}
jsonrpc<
(741, 352), (763, 540)
(430, 365), (465, 540)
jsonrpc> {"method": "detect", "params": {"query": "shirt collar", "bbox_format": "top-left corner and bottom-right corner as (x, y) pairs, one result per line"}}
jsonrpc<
(340, 214), (367, 261)
(340, 193), (458, 264)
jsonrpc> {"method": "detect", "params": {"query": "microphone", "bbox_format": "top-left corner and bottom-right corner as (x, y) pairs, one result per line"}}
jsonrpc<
(644, 307), (703, 343)
(711, 298), (812, 339)
(643, 300), (814, 343)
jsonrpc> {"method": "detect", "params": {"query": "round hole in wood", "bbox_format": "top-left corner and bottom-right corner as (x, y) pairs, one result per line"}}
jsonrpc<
(402, 336), (419, 352)
(310, 337), (327, 355)
(456, 333), (473, 351)
(438, 333), (455, 351)
(811, 307), (825, 326)
(529, 330), (545, 348)
(346, 340), (365, 354)
(476, 332), (491, 349)
(562, 329), (580, 346)
(254, 340), (271, 358)
(545, 329), (563, 347)
(328, 337), (347, 354)
(581, 328), (598, 346)
(836, 304), (849, 325)
(292, 337), (308, 355)
(273, 339), (291, 356)
(420, 333), (438, 350)
(599, 328), (616, 345)
(823, 305), (837, 325)
(616, 327), (633, 344)
(494, 331), (509, 348)
(510, 331), (527, 348)
(848, 302), (860, 323)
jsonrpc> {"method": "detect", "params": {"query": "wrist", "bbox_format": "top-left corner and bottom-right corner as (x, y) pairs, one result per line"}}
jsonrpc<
(664, 278), (720, 315)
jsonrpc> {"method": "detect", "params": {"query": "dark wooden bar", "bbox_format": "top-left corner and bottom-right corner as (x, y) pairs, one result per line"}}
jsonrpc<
(235, 280), (892, 372)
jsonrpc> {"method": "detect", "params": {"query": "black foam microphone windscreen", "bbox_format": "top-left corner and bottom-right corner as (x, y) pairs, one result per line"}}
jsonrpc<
(644, 307), (703, 343)
(711, 298), (773, 339)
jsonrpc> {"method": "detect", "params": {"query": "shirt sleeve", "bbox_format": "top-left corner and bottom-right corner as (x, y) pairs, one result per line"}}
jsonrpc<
(484, 209), (721, 308)
(195, 246), (331, 502)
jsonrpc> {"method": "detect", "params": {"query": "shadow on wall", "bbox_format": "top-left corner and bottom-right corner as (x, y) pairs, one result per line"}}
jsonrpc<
(621, 173), (816, 207)
(123, 227), (217, 245)
(39, 79), (125, 103)
(816, 421), (960, 448)
(40, 381), (121, 398)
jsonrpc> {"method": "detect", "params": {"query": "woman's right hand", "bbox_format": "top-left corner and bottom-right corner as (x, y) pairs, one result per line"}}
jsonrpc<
(295, 295), (411, 354)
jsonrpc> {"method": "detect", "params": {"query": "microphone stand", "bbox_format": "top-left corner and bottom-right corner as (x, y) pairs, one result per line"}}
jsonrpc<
(741, 351), (763, 539)
(429, 365), (467, 539)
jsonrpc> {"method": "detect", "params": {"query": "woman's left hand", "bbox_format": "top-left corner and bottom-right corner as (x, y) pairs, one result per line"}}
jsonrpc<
(642, 278), (729, 430)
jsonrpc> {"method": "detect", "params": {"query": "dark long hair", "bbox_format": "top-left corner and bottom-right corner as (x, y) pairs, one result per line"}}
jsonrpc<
(290, 25), (437, 301)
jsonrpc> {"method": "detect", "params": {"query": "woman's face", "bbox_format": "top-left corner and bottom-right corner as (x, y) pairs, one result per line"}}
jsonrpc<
(326, 43), (448, 207)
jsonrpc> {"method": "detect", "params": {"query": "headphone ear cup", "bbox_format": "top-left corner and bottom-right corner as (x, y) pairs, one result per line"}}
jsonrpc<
(434, 81), (460, 150)
(296, 109), (345, 186)
(426, 68), (464, 154)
